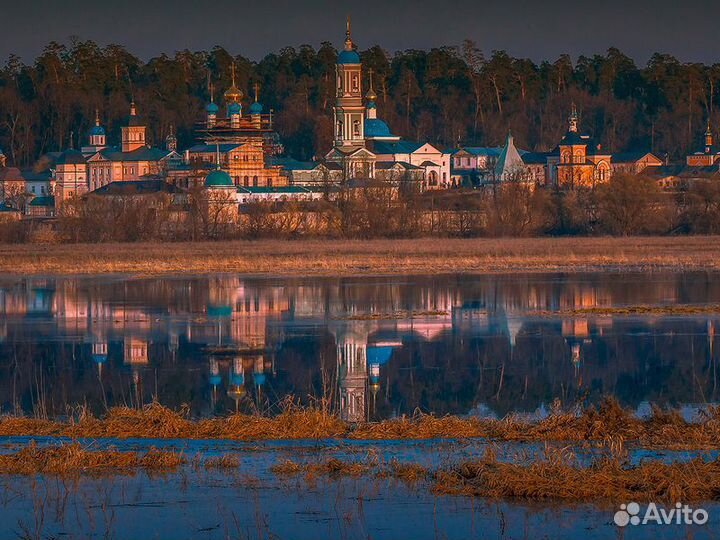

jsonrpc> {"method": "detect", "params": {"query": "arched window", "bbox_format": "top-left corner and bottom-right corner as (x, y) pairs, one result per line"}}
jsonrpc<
(252, 176), (258, 187)
(244, 176), (249, 187)
(267, 178), (273, 187)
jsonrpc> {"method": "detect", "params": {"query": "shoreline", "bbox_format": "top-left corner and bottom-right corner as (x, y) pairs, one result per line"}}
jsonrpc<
(1, 236), (720, 276)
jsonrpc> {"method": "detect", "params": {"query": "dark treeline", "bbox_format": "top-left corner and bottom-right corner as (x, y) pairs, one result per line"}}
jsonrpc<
(1, 39), (719, 166)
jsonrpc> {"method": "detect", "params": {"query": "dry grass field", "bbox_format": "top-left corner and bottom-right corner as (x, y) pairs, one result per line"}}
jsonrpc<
(0, 236), (719, 276)
(3, 398), (720, 450)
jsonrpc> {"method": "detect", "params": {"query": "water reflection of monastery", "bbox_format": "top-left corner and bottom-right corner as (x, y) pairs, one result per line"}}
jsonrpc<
(0, 274), (718, 418)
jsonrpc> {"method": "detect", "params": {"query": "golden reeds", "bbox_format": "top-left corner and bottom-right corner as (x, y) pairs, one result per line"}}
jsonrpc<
(268, 449), (720, 503)
(0, 442), (184, 476)
(433, 447), (720, 502)
(2, 398), (720, 450)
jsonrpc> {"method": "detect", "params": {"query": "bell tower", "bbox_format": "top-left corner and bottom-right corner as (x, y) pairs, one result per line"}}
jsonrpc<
(334, 18), (365, 150)
(121, 101), (146, 153)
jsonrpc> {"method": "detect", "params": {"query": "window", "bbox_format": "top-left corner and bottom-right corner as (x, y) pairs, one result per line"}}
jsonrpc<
(244, 176), (249, 187)
(252, 176), (258, 187)
(353, 120), (360, 136)
(267, 178), (272, 187)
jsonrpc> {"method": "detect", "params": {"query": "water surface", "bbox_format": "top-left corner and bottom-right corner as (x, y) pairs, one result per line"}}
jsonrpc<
(1, 271), (719, 420)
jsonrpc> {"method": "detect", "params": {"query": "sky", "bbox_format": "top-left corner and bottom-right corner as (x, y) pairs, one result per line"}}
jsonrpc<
(2, 0), (720, 65)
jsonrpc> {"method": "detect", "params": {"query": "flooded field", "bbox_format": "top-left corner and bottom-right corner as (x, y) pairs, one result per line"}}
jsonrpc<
(0, 436), (716, 540)
(2, 271), (720, 538)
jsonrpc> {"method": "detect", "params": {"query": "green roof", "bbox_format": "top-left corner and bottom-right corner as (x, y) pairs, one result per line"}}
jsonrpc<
(29, 196), (54, 207)
(204, 169), (234, 187)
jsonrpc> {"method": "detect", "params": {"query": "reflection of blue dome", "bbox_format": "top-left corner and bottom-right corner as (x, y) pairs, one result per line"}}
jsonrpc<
(207, 304), (232, 317)
(367, 346), (393, 366)
(92, 354), (107, 364)
(209, 374), (222, 386)
(364, 119), (392, 138)
(206, 101), (219, 114)
(337, 50), (360, 64)
(89, 125), (105, 136)
(249, 101), (263, 115)
(231, 372), (245, 386)
(204, 170), (234, 188)
(253, 372), (266, 386)
(228, 102), (242, 115)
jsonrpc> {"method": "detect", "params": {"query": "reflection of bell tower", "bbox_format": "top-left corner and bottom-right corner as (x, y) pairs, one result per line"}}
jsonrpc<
(92, 340), (108, 377)
(124, 338), (148, 407)
(252, 355), (267, 405)
(336, 328), (368, 422)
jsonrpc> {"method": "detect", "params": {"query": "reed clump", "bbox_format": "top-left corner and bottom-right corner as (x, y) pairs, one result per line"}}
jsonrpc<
(271, 458), (371, 479)
(379, 460), (429, 483)
(433, 447), (720, 502)
(204, 455), (241, 469)
(3, 398), (720, 450)
(0, 442), (184, 476)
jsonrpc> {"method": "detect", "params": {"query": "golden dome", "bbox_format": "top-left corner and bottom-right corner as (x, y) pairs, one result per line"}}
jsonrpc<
(224, 84), (243, 104)
(365, 87), (377, 101)
(224, 64), (244, 104)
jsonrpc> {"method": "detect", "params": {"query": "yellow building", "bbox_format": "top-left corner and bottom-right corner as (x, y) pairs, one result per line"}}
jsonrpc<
(687, 122), (720, 166)
(547, 105), (611, 189)
(187, 143), (284, 188)
(183, 72), (284, 189)
(86, 103), (177, 191)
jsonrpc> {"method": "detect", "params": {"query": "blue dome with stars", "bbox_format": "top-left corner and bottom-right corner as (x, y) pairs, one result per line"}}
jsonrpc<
(249, 101), (263, 115)
(228, 102), (242, 115)
(206, 101), (219, 114)
(364, 119), (392, 138)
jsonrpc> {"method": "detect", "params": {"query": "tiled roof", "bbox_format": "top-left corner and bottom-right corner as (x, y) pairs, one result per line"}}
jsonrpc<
(521, 152), (549, 165)
(55, 149), (87, 165)
(20, 169), (52, 181)
(371, 141), (423, 155)
(612, 151), (660, 163)
(0, 167), (25, 182)
(268, 157), (316, 171)
(647, 164), (720, 179)
(375, 161), (422, 170)
(188, 143), (242, 153)
(91, 180), (185, 195)
(455, 147), (502, 157)
(237, 186), (310, 194)
(98, 146), (171, 163)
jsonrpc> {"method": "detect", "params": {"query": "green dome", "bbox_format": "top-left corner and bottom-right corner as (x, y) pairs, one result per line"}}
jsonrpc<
(204, 169), (234, 188)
